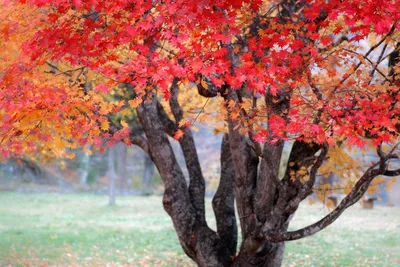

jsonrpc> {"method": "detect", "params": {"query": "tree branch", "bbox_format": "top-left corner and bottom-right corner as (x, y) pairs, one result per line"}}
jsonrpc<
(226, 88), (259, 240)
(212, 133), (238, 256)
(264, 144), (398, 242)
(284, 143), (328, 212)
(129, 134), (149, 154)
(169, 78), (207, 224)
(136, 94), (197, 259)
(255, 141), (284, 222)
(196, 74), (222, 98)
(156, 101), (176, 136)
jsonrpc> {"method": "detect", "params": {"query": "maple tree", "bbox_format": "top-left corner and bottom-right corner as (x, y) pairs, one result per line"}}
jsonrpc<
(1, 0), (400, 266)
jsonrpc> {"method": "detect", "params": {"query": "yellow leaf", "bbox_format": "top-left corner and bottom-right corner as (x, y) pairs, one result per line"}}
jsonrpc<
(200, 79), (208, 89)
(178, 119), (189, 128)
(128, 97), (142, 108)
(54, 137), (64, 150)
(101, 120), (109, 131)
(121, 120), (129, 128)
(120, 109), (132, 116)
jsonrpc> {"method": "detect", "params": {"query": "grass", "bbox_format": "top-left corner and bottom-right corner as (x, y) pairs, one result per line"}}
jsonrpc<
(0, 192), (399, 266)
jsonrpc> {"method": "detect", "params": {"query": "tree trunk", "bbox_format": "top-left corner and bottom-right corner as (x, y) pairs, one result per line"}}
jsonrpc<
(233, 242), (285, 267)
(115, 142), (127, 194)
(134, 92), (293, 267)
(79, 152), (90, 185)
(142, 154), (154, 195)
(108, 146), (116, 206)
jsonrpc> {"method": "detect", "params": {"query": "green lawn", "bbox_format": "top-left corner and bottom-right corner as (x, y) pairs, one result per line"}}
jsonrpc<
(0, 192), (399, 266)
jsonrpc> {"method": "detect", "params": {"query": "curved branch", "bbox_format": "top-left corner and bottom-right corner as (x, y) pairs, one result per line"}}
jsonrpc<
(170, 78), (207, 224)
(136, 94), (197, 258)
(265, 165), (381, 242)
(129, 135), (149, 154)
(212, 133), (237, 256)
(264, 143), (398, 242)
(196, 74), (222, 98)
(284, 143), (329, 213)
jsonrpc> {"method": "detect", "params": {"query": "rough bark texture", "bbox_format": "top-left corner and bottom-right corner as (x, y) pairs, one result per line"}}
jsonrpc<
(142, 154), (154, 195)
(212, 134), (237, 257)
(233, 243), (285, 267)
(131, 91), (397, 266)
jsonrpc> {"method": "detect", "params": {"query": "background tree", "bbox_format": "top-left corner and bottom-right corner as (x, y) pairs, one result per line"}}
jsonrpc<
(1, 0), (400, 266)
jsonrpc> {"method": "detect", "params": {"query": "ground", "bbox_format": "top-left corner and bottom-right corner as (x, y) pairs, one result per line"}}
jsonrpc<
(0, 192), (399, 266)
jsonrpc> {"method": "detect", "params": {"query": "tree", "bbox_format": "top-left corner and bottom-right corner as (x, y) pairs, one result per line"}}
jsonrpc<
(1, 0), (400, 266)
(142, 153), (155, 195)
(107, 145), (117, 205)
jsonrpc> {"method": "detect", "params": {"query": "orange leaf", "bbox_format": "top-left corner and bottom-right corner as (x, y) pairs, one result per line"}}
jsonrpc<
(173, 129), (184, 140)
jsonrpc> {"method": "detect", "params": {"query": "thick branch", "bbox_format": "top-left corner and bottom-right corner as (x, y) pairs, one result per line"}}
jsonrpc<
(170, 78), (207, 224)
(269, 140), (321, 221)
(212, 133), (238, 256)
(226, 89), (259, 240)
(130, 134), (149, 154)
(281, 141), (321, 186)
(156, 101), (176, 136)
(196, 75), (222, 98)
(285, 143), (328, 212)
(136, 95), (197, 259)
(255, 141), (284, 222)
(383, 168), (400, 176)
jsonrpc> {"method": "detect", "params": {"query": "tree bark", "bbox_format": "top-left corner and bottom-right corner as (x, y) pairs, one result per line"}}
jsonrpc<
(115, 142), (127, 194)
(212, 134), (237, 257)
(79, 152), (90, 185)
(142, 153), (154, 195)
(133, 91), (395, 266)
(108, 146), (117, 206)
(233, 242), (285, 267)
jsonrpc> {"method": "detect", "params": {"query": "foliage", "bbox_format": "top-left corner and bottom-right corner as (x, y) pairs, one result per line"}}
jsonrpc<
(1, 0), (399, 149)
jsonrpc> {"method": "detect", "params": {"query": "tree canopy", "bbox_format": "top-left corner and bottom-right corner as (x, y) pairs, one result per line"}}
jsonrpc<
(2, 0), (400, 153)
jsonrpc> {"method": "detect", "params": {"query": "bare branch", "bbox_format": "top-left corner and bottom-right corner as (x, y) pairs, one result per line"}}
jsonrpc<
(156, 101), (176, 136)
(130, 135), (149, 154)
(212, 134), (237, 256)
(264, 143), (399, 242)
(265, 165), (380, 242)
(383, 168), (400, 176)
(284, 143), (329, 212)
(226, 88), (259, 240)
(337, 24), (396, 86)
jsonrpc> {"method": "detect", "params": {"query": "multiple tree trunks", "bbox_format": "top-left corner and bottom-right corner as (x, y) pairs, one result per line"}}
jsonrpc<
(132, 83), (400, 266)
(132, 20), (400, 264)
